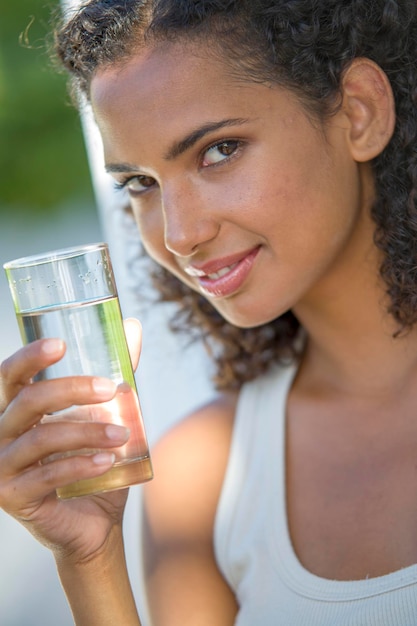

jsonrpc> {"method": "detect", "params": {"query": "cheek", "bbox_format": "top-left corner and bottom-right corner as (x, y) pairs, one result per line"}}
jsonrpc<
(132, 203), (191, 283)
(233, 139), (325, 225)
(132, 203), (165, 262)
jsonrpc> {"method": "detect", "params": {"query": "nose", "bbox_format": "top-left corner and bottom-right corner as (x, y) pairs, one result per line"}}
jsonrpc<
(162, 180), (220, 257)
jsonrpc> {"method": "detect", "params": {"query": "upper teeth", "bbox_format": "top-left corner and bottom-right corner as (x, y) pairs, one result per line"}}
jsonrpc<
(207, 264), (237, 280)
(185, 262), (238, 279)
(184, 266), (206, 277)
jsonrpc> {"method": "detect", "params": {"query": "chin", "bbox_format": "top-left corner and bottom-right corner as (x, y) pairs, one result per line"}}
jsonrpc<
(215, 306), (287, 330)
(210, 289), (297, 329)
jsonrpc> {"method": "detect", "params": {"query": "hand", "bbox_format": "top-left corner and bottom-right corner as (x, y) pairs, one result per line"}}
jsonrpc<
(123, 317), (142, 372)
(0, 318), (143, 565)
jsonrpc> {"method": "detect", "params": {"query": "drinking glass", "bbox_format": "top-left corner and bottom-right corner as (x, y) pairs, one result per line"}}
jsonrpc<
(4, 242), (153, 498)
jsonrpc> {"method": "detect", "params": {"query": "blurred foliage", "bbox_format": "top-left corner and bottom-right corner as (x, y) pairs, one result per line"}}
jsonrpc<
(0, 0), (94, 214)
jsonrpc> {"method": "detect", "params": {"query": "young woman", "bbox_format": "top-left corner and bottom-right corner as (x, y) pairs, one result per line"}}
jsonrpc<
(1, 1), (417, 624)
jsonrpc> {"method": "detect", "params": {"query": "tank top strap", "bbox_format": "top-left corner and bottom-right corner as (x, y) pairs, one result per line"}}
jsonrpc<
(214, 363), (297, 590)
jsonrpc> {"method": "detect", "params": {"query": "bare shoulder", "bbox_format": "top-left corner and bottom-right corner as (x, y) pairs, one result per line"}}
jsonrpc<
(143, 391), (238, 541)
(142, 392), (239, 625)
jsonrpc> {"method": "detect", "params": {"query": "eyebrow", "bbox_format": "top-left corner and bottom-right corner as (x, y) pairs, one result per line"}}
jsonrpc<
(105, 117), (250, 174)
(105, 162), (139, 174)
(164, 117), (250, 160)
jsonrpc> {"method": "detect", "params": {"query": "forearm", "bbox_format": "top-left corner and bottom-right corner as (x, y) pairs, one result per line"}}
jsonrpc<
(56, 527), (142, 626)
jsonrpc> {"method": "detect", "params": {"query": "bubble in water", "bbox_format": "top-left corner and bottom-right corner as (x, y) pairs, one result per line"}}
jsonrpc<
(79, 271), (91, 285)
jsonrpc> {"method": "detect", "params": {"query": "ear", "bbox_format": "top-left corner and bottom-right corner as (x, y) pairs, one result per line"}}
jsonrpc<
(341, 58), (396, 162)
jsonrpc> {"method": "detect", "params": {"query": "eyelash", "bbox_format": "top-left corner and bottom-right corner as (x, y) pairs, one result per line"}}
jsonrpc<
(200, 138), (243, 167)
(113, 180), (129, 192)
(113, 138), (244, 196)
(113, 176), (155, 195)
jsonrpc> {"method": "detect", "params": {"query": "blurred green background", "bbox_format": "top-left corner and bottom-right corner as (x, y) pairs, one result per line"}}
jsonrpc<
(0, 5), (100, 625)
(0, 0), (94, 214)
(0, 0), (101, 364)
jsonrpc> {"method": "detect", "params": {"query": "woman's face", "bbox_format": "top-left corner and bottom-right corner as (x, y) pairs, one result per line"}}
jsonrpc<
(91, 42), (374, 328)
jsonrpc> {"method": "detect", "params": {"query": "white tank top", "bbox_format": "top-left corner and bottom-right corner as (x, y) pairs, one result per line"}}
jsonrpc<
(214, 364), (417, 625)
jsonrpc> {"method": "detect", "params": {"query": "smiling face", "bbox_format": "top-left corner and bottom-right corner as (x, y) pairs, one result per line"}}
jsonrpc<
(91, 42), (376, 329)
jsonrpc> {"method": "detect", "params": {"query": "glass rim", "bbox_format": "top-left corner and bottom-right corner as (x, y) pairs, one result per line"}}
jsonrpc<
(3, 242), (108, 270)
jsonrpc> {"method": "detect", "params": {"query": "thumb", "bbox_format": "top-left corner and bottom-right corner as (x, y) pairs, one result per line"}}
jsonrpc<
(123, 318), (142, 371)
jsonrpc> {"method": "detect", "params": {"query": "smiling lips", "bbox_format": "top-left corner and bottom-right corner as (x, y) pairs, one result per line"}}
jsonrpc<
(184, 246), (260, 298)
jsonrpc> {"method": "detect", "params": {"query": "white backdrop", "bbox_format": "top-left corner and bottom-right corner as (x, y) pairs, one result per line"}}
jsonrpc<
(0, 2), (214, 624)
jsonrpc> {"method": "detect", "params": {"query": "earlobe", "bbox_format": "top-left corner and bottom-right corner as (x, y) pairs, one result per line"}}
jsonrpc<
(341, 58), (396, 162)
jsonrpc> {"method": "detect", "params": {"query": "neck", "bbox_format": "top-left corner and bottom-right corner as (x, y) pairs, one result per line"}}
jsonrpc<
(293, 212), (417, 399)
(298, 321), (417, 400)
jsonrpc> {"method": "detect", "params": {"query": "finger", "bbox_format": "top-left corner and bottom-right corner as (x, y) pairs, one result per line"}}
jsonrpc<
(123, 318), (142, 371)
(0, 339), (66, 408)
(0, 376), (117, 440)
(1, 420), (130, 475)
(0, 451), (118, 513)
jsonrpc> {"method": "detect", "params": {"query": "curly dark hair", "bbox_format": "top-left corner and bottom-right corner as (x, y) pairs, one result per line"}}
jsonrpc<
(54, 0), (417, 389)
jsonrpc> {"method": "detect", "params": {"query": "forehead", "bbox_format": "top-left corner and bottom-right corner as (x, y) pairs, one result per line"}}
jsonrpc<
(90, 43), (255, 159)
(90, 41), (309, 167)
(91, 41), (251, 119)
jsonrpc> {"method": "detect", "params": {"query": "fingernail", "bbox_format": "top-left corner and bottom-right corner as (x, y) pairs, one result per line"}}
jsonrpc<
(92, 378), (117, 397)
(42, 338), (65, 354)
(105, 424), (130, 442)
(93, 452), (116, 466)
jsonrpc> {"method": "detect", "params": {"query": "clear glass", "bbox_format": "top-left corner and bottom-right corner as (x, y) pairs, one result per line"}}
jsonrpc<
(4, 243), (153, 498)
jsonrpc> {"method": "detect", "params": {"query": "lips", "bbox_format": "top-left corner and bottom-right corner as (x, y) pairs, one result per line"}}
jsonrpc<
(184, 246), (260, 298)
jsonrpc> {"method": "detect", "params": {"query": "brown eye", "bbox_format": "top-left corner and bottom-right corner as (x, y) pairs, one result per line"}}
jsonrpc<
(202, 140), (240, 166)
(126, 175), (156, 193)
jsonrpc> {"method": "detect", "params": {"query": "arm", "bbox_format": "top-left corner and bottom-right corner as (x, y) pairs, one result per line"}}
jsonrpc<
(142, 395), (239, 626)
(57, 524), (141, 626)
